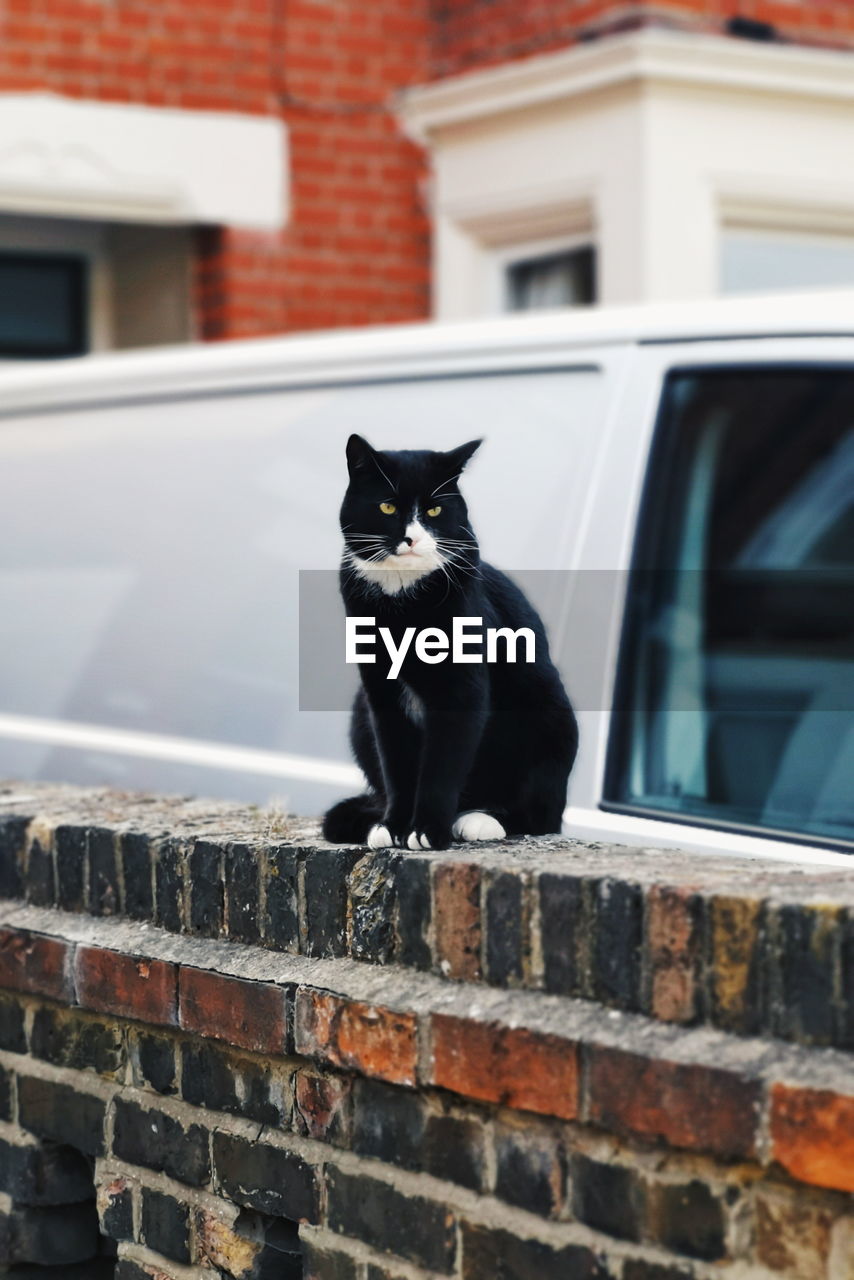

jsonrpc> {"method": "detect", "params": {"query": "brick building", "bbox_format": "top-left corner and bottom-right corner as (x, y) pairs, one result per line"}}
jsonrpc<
(2, 1), (854, 354)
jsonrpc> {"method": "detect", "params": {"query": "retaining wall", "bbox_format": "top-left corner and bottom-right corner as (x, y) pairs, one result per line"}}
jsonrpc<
(0, 782), (853, 1279)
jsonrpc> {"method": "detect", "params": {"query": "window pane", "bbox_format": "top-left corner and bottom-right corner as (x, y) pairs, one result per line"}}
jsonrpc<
(507, 247), (596, 310)
(721, 229), (854, 295)
(608, 369), (854, 846)
(0, 254), (87, 356)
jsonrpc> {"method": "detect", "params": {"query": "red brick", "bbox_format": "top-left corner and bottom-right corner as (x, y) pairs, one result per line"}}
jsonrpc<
(178, 966), (286, 1054)
(771, 1084), (854, 1192)
(433, 863), (482, 982)
(431, 1014), (579, 1120)
(587, 1045), (760, 1159)
(76, 945), (177, 1026)
(295, 989), (417, 1086)
(647, 885), (700, 1023)
(0, 929), (70, 1001)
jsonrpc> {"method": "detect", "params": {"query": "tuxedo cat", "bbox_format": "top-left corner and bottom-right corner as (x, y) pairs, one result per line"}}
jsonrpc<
(322, 434), (578, 850)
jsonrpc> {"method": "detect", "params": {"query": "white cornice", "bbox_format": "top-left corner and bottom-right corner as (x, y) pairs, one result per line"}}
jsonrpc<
(400, 29), (854, 141)
(0, 94), (287, 228)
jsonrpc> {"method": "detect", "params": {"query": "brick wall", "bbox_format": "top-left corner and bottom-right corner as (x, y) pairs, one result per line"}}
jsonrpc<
(1, 783), (854, 1278)
(428, 0), (854, 77)
(1, 2), (852, 340)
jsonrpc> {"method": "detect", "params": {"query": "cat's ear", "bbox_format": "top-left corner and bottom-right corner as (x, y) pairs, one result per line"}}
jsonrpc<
(346, 433), (378, 479)
(440, 438), (482, 482)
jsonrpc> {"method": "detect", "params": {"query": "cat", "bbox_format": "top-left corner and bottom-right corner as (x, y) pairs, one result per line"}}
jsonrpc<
(322, 433), (578, 850)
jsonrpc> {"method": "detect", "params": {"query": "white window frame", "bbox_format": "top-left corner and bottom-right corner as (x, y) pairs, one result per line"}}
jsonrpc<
(494, 231), (597, 313)
(401, 28), (854, 318)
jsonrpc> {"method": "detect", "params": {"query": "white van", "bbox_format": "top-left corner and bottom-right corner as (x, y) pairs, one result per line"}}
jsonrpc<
(1, 291), (852, 867)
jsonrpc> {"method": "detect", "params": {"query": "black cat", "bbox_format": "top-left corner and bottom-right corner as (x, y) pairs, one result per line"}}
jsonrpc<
(322, 433), (578, 850)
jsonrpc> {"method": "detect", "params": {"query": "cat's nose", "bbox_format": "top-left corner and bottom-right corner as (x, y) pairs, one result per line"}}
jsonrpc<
(403, 536), (414, 546)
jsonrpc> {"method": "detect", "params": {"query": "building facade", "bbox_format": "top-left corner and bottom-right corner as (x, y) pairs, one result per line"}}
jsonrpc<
(1, 0), (854, 353)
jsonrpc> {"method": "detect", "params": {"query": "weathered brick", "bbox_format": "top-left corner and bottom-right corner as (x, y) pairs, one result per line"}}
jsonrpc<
(460, 1221), (604, 1280)
(770, 904), (841, 1045)
(352, 1076), (426, 1170)
(649, 1180), (727, 1261)
(303, 1238), (360, 1280)
(141, 1187), (191, 1264)
(622, 1263), (694, 1280)
(395, 856), (432, 970)
(188, 839), (224, 937)
(0, 815), (28, 898)
(113, 1098), (209, 1186)
(121, 832), (153, 921)
(195, 1204), (268, 1278)
(708, 895), (762, 1035)
(181, 1038), (238, 1114)
(88, 826), (120, 916)
(326, 1165), (456, 1273)
(570, 1153), (643, 1242)
(0, 1062), (10, 1120)
(303, 846), (360, 958)
(30, 1004), (124, 1076)
(0, 1135), (93, 1205)
(755, 1185), (835, 1279)
(423, 1110), (485, 1193)
(485, 871), (525, 987)
(494, 1116), (564, 1217)
(0, 990), (27, 1052)
(0, 929), (70, 1001)
(224, 841), (260, 944)
(25, 832), (54, 906)
(433, 861), (481, 981)
(76, 946), (177, 1026)
(592, 878), (643, 1011)
(586, 1046), (759, 1159)
(132, 1031), (177, 1095)
(770, 1084), (854, 1192)
(350, 849), (401, 963)
(212, 1131), (319, 1222)
(18, 1075), (106, 1155)
(295, 989), (417, 1086)
(431, 1014), (579, 1120)
(646, 885), (700, 1024)
(539, 873), (587, 996)
(155, 838), (185, 932)
(264, 845), (301, 951)
(55, 825), (86, 912)
(98, 1175), (134, 1242)
(178, 966), (286, 1054)
(294, 1067), (352, 1145)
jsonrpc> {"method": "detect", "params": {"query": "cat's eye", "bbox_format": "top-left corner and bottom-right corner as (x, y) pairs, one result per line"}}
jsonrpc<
(379, 501), (397, 515)
(426, 505), (442, 517)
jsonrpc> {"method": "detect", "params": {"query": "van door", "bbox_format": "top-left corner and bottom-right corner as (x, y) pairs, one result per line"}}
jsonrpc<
(565, 336), (854, 865)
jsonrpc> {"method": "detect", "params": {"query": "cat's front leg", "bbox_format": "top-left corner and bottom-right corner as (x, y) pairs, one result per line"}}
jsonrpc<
(407, 687), (488, 850)
(360, 664), (420, 848)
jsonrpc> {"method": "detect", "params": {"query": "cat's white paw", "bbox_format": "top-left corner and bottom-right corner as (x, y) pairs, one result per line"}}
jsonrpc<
(452, 812), (506, 842)
(407, 831), (432, 850)
(367, 824), (393, 849)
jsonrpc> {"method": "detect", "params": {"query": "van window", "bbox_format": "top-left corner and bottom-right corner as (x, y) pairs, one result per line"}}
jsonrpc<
(607, 367), (854, 848)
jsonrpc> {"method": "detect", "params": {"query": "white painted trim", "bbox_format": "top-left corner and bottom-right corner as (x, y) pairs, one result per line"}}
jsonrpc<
(0, 714), (362, 789)
(400, 28), (854, 141)
(0, 94), (287, 229)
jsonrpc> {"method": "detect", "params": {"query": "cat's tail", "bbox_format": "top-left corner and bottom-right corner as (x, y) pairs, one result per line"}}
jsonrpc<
(322, 793), (383, 844)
